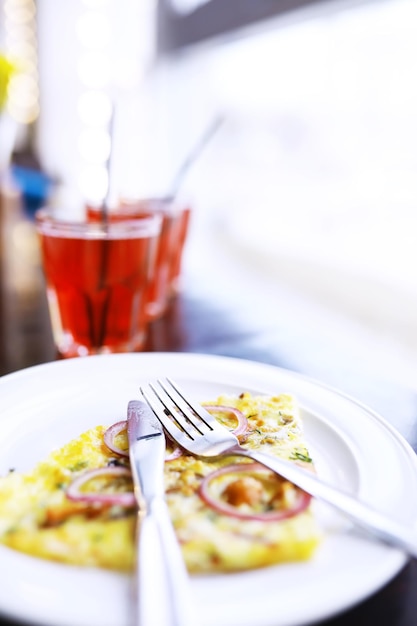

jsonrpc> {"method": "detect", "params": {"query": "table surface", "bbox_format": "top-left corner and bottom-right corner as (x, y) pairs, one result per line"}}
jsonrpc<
(1, 191), (417, 626)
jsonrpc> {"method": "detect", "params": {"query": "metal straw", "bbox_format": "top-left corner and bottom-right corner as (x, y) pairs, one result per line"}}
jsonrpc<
(166, 115), (224, 201)
(101, 102), (115, 227)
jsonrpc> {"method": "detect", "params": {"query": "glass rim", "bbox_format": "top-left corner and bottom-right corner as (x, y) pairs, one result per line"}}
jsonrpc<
(87, 196), (180, 217)
(35, 208), (162, 239)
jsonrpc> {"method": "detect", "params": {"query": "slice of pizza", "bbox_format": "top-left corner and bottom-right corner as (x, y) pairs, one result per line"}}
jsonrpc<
(0, 392), (320, 572)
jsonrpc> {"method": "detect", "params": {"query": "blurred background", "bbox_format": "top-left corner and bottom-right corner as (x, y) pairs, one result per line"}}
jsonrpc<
(1, 0), (417, 386)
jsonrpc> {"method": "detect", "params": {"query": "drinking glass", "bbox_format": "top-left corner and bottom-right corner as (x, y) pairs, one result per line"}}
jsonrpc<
(167, 205), (191, 296)
(35, 208), (162, 358)
(86, 198), (190, 320)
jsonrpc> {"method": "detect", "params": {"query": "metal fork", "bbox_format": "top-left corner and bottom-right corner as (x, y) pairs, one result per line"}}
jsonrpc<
(140, 377), (417, 559)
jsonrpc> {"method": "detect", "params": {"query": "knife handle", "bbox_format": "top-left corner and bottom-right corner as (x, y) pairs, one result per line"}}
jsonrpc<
(134, 497), (195, 626)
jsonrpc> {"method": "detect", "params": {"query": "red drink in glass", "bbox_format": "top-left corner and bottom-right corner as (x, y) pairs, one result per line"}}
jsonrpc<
(87, 198), (182, 320)
(36, 209), (161, 358)
(168, 205), (191, 295)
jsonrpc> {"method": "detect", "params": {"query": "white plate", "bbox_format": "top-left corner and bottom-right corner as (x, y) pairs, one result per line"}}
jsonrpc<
(0, 352), (417, 626)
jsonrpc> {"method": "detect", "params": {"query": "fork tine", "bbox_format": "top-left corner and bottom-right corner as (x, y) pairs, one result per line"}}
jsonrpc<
(157, 378), (217, 433)
(140, 379), (211, 442)
(163, 378), (219, 429)
(141, 378), (241, 459)
(153, 380), (207, 436)
(139, 385), (193, 448)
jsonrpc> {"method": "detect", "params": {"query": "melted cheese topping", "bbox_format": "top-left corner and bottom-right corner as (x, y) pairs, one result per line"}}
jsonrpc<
(0, 393), (320, 573)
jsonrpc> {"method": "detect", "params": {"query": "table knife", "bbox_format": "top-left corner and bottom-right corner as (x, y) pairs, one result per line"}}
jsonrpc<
(127, 400), (195, 626)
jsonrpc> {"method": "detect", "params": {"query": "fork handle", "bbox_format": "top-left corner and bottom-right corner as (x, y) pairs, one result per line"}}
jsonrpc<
(234, 446), (417, 558)
(135, 498), (195, 626)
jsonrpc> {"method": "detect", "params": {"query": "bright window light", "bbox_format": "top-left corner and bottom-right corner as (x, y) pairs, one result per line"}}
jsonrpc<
(76, 11), (110, 49)
(77, 51), (110, 87)
(81, 0), (110, 8)
(77, 91), (112, 126)
(78, 127), (111, 163)
(3, 0), (39, 123)
(78, 164), (108, 201)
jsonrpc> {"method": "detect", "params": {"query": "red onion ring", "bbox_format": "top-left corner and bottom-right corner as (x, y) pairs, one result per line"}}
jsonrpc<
(104, 420), (183, 461)
(103, 403), (247, 461)
(103, 420), (129, 457)
(198, 462), (311, 521)
(204, 405), (248, 437)
(66, 467), (136, 507)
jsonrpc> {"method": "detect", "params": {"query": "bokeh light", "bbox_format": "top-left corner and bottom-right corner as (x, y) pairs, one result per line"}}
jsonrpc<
(3, 0), (39, 123)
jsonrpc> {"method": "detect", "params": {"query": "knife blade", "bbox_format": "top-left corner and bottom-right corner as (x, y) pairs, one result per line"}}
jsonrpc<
(127, 400), (195, 626)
